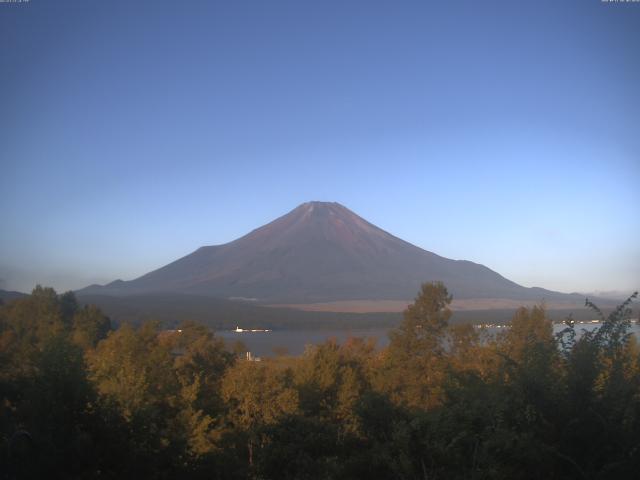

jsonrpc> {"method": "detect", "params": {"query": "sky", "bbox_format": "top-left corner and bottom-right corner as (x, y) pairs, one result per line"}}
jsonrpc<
(1, 0), (639, 295)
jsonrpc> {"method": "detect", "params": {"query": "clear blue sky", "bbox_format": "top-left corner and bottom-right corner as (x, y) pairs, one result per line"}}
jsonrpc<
(1, 0), (638, 295)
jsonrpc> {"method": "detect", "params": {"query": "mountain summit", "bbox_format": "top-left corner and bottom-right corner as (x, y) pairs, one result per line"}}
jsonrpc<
(79, 201), (578, 304)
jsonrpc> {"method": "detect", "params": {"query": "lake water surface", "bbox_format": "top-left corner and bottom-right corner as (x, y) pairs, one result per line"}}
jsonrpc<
(217, 322), (640, 357)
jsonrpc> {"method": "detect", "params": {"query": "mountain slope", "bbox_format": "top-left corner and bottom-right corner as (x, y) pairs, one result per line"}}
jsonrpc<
(78, 202), (582, 304)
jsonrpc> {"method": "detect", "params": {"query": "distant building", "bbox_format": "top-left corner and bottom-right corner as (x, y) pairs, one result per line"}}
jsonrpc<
(245, 351), (261, 362)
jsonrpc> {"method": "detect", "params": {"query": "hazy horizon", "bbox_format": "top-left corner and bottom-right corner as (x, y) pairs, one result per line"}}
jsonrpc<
(2, 200), (637, 298)
(1, 1), (639, 294)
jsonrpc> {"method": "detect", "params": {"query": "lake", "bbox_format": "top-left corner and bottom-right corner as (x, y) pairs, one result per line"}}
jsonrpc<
(216, 321), (640, 357)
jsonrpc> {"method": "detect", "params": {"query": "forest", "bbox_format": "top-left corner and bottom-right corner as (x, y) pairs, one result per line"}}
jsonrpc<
(1, 283), (638, 479)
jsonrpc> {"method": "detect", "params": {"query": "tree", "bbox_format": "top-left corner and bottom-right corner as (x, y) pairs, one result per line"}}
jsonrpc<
(294, 338), (374, 435)
(389, 282), (452, 357)
(167, 321), (234, 459)
(0, 289), (119, 478)
(88, 322), (176, 420)
(14, 335), (98, 478)
(71, 304), (111, 350)
(556, 292), (640, 478)
(381, 282), (452, 409)
(58, 291), (79, 329)
(222, 360), (298, 468)
(2, 286), (66, 361)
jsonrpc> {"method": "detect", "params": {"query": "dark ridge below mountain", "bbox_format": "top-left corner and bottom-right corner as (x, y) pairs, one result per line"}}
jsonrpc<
(76, 292), (401, 330)
(77, 201), (585, 305)
(74, 292), (608, 331)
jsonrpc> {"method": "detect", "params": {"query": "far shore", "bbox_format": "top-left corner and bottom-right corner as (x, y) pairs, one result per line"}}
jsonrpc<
(267, 297), (590, 314)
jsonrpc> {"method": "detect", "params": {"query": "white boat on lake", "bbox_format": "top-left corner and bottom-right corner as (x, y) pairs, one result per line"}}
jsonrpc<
(234, 326), (272, 333)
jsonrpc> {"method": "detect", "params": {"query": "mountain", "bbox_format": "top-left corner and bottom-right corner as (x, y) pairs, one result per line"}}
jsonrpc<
(0, 289), (28, 303)
(78, 201), (583, 305)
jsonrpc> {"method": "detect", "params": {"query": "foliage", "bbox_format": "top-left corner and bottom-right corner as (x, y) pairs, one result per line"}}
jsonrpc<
(1, 285), (638, 479)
